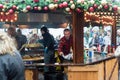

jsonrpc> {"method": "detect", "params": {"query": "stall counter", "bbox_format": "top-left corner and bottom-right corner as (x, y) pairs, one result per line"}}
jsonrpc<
(24, 56), (118, 80)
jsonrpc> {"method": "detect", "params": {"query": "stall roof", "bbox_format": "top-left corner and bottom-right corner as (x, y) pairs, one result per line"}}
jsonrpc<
(0, 0), (119, 14)
(5, 13), (71, 28)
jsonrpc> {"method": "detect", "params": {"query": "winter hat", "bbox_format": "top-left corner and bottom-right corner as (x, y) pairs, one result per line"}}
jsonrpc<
(41, 25), (48, 32)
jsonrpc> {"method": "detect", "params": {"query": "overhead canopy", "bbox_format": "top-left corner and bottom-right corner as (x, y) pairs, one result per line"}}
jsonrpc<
(5, 12), (71, 28)
(0, 0), (119, 14)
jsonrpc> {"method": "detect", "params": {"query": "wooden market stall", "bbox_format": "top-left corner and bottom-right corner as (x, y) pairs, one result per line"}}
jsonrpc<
(25, 7), (118, 80)
(0, 0), (120, 80)
(67, 10), (118, 80)
(25, 56), (118, 80)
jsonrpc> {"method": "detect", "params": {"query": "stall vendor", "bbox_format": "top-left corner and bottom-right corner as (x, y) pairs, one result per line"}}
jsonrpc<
(40, 26), (55, 73)
(58, 29), (73, 62)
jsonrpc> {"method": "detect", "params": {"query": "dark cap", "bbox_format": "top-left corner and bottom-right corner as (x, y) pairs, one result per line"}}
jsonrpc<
(17, 29), (21, 32)
(41, 25), (48, 32)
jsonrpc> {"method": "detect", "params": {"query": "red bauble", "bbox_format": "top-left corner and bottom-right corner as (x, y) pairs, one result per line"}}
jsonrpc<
(104, 5), (109, 9)
(9, 9), (14, 14)
(58, 3), (63, 8)
(12, 5), (17, 10)
(113, 6), (118, 11)
(44, 6), (48, 11)
(93, 4), (98, 8)
(34, 6), (38, 10)
(89, 7), (94, 12)
(26, 5), (31, 10)
(62, 2), (68, 7)
(0, 4), (3, 9)
(33, 0), (39, 3)
(76, 8), (81, 13)
(54, 0), (58, 2)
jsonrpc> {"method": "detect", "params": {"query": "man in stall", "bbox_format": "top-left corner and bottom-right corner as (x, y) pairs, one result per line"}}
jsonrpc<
(58, 28), (73, 62)
(40, 25), (56, 73)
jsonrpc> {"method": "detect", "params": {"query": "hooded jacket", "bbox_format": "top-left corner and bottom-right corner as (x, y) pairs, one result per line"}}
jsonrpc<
(0, 51), (25, 80)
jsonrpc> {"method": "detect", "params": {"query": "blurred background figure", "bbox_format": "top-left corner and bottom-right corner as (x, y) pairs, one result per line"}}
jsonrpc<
(89, 33), (99, 48)
(103, 30), (112, 53)
(7, 27), (18, 48)
(117, 29), (120, 46)
(17, 29), (27, 55)
(0, 32), (25, 80)
(29, 33), (40, 44)
(103, 30), (111, 46)
(7, 27), (27, 55)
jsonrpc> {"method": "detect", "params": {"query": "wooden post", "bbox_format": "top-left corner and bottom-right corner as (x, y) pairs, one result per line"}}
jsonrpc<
(72, 11), (84, 63)
(112, 13), (116, 48)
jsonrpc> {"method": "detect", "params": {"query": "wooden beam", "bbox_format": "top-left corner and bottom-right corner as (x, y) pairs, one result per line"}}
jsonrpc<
(112, 13), (117, 48)
(72, 11), (84, 63)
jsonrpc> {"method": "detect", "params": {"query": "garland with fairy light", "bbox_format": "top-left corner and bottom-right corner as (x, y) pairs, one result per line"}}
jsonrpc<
(0, 0), (119, 14)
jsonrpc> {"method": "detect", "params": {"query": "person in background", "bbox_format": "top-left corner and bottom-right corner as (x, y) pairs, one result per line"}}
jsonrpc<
(17, 29), (27, 55)
(7, 27), (27, 55)
(0, 32), (25, 80)
(29, 33), (39, 44)
(58, 28), (73, 61)
(117, 29), (120, 46)
(40, 26), (55, 73)
(89, 33), (99, 48)
(103, 30), (111, 46)
(98, 33), (104, 52)
(7, 26), (18, 47)
(103, 30), (111, 53)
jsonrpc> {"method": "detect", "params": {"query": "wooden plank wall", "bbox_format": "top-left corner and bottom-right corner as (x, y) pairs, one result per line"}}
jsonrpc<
(25, 69), (38, 80)
(67, 58), (118, 80)
(68, 63), (104, 80)
(105, 58), (118, 80)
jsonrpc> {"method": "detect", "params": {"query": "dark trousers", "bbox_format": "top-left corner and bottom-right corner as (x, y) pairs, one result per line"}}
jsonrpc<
(44, 50), (55, 72)
(44, 72), (64, 80)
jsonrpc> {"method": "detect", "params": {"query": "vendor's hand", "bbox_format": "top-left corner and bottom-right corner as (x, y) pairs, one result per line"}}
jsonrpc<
(44, 47), (48, 53)
(59, 52), (64, 56)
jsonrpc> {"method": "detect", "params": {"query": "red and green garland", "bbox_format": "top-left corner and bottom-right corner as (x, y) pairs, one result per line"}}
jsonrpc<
(0, 0), (119, 14)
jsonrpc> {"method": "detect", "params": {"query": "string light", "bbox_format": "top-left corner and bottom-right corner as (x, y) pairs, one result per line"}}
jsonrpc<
(84, 12), (114, 25)
(0, 12), (17, 22)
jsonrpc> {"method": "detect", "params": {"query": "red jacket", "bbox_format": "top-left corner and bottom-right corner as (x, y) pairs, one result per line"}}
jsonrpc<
(58, 36), (73, 55)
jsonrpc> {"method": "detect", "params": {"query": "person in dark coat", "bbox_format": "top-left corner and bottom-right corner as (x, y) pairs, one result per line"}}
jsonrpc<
(0, 32), (25, 80)
(7, 27), (27, 55)
(40, 26), (55, 73)
(16, 29), (27, 55)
